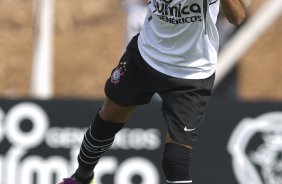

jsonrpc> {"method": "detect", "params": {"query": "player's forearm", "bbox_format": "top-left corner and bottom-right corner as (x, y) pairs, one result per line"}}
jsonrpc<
(221, 0), (246, 25)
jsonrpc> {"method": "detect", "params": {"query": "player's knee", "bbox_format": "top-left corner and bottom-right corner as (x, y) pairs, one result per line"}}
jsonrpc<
(162, 143), (192, 182)
(100, 98), (136, 122)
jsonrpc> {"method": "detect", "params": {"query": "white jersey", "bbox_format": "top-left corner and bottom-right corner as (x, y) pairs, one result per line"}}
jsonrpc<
(138, 0), (220, 79)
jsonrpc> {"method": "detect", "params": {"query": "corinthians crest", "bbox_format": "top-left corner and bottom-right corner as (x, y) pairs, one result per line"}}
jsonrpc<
(228, 112), (282, 184)
(110, 61), (127, 85)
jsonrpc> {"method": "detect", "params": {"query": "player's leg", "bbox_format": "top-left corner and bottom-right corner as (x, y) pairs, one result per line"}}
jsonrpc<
(159, 74), (215, 184)
(58, 98), (136, 184)
(162, 134), (193, 184)
(58, 34), (155, 184)
(74, 97), (136, 181)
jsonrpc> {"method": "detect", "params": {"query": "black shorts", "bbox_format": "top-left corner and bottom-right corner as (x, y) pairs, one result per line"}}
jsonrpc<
(105, 34), (215, 146)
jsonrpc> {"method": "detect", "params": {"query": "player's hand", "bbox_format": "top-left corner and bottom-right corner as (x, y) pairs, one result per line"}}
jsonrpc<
(221, 0), (246, 25)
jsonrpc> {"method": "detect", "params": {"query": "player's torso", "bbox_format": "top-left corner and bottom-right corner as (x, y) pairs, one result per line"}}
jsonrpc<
(148, 0), (219, 26)
(138, 0), (220, 79)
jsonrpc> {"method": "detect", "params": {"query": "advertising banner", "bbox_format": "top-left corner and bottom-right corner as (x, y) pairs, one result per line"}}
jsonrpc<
(0, 99), (166, 184)
(0, 99), (282, 184)
(193, 100), (282, 184)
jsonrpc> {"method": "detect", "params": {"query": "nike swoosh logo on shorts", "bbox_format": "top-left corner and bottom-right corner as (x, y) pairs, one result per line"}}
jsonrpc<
(184, 127), (196, 132)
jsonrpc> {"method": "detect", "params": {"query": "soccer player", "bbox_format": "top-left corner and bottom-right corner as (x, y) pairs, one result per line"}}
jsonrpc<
(58, 0), (245, 184)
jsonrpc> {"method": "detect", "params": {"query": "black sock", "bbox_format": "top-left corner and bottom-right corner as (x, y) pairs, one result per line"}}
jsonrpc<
(76, 112), (124, 178)
(163, 143), (193, 184)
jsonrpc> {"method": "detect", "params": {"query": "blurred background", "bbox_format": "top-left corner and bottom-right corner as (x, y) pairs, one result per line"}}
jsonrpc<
(0, 0), (282, 184)
(0, 0), (281, 100)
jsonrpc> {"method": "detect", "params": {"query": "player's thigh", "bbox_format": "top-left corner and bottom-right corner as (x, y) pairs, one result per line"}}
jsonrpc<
(159, 74), (215, 147)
